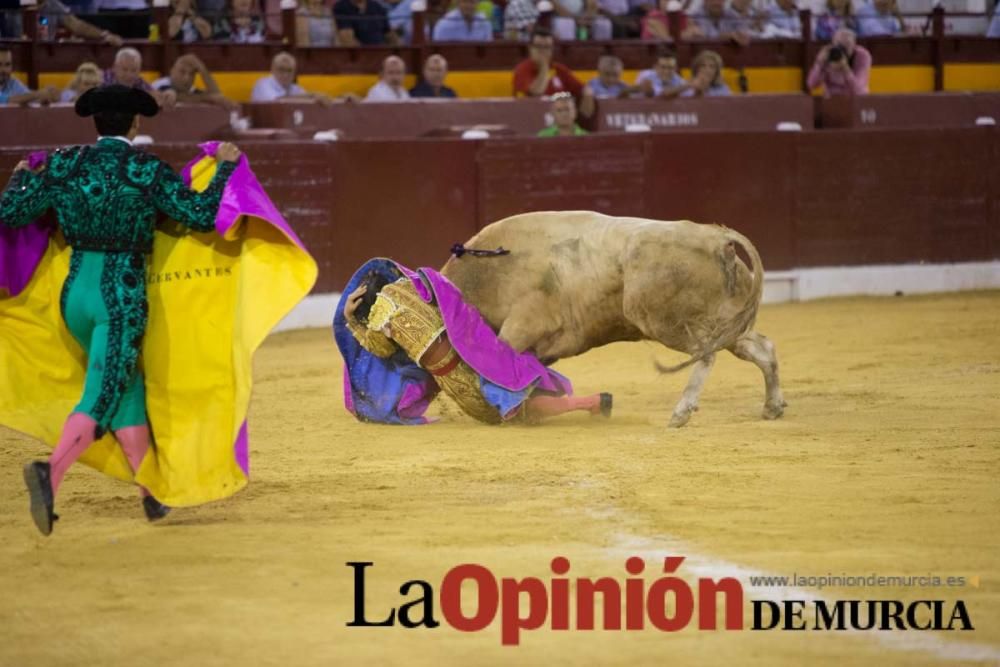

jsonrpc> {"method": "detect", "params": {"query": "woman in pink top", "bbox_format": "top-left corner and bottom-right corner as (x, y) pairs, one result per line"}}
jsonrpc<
(640, 0), (701, 40)
(807, 27), (871, 96)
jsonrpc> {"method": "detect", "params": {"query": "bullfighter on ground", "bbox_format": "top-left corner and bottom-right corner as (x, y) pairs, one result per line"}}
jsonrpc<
(335, 258), (613, 425)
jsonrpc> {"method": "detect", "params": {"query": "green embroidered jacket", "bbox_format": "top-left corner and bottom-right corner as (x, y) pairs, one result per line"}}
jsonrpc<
(0, 137), (236, 252)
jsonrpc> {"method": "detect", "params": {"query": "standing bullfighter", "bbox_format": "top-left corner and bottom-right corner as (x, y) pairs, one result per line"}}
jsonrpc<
(0, 85), (241, 534)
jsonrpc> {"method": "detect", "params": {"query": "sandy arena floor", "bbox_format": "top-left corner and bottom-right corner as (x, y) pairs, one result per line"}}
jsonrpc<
(1, 291), (998, 666)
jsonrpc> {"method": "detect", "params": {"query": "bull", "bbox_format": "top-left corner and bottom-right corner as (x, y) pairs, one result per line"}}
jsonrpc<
(440, 211), (786, 427)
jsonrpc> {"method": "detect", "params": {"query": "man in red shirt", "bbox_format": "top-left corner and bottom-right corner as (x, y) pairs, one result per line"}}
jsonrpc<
(512, 27), (595, 118)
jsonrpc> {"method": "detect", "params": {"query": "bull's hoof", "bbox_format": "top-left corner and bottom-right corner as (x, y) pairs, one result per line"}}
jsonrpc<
(762, 401), (785, 420)
(668, 407), (696, 428)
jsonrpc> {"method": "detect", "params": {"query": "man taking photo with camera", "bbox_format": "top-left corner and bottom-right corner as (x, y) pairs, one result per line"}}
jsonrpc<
(807, 27), (871, 96)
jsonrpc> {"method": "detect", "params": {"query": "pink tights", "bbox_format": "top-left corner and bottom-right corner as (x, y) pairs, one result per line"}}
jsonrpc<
(48, 412), (151, 498)
(524, 394), (602, 421)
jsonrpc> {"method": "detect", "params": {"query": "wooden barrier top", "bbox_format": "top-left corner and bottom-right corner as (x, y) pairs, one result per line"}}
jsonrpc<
(1, 92), (995, 147)
(817, 92), (1000, 129)
(595, 95), (814, 132)
(246, 98), (550, 139)
(0, 103), (232, 147)
(245, 95), (815, 139)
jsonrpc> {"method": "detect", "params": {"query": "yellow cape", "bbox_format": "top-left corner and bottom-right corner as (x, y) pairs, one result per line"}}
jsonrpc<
(0, 155), (318, 506)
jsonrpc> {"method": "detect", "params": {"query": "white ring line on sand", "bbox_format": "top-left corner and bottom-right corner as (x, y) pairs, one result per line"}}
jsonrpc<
(606, 532), (1000, 664)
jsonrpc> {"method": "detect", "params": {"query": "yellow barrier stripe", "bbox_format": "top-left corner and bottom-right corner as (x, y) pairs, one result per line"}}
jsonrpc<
(25, 65), (1000, 102)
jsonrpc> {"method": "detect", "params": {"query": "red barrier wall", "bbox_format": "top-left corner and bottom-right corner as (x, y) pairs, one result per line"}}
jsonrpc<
(795, 129), (997, 266)
(477, 135), (648, 223)
(2, 128), (997, 293)
(645, 132), (799, 270)
(0, 105), (232, 147)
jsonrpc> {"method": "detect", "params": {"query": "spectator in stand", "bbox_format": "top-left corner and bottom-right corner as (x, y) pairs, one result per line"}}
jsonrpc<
(169, 0), (213, 41)
(989, 6), (1000, 37)
(1, 0), (125, 45)
(815, 0), (857, 41)
(512, 27), (596, 119)
(213, 0), (266, 42)
(538, 92), (588, 136)
(855, 0), (903, 36)
(335, 0), (398, 45)
(552, 0), (612, 40)
(0, 1), (17, 38)
(251, 51), (335, 105)
(433, 0), (493, 41)
(807, 27), (870, 95)
(587, 55), (642, 98)
(503, 0), (539, 40)
(365, 55), (411, 102)
(679, 49), (731, 96)
(103, 47), (151, 92)
(0, 48), (60, 105)
(695, 0), (750, 45)
(729, 0), (765, 36)
(198, 0), (227, 20)
(410, 54), (457, 98)
(104, 47), (176, 107)
(635, 49), (688, 98)
(152, 54), (239, 111)
(59, 61), (102, 103)
(298, 0), (338, 46)
(597, 0), (640, 39)
(476, 0), (501, 33)
(92, 0), (150, 39)
(760, 0), (800, 38)
(388, 0), (444, 44)
(641, 0), (703, 40)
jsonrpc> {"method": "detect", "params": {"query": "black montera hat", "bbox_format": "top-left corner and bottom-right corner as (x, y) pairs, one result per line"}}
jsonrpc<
(74, 84), (159, 118)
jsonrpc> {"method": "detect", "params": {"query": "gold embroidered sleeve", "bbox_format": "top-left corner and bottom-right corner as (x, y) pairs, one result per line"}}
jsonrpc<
(367, 292), (395, 332)
(346, 316), (397, 358)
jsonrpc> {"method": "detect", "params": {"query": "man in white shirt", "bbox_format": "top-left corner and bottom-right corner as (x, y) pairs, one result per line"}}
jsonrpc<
(760, 0), (801, 38)
(364, 55), (411, 102)
(151, 54), (238, 110)
(251, 52), (333, 105)
(104, 47), (175, 108)
(855, 0), (903, 36)
(432, 0), (493, 41)
(634, 51), (688, 98)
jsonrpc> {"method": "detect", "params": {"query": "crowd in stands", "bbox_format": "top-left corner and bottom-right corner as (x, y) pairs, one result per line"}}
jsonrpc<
(0, 21), (888, 110)
(0, 0), (995, 116)
(1, 0), (998, 44)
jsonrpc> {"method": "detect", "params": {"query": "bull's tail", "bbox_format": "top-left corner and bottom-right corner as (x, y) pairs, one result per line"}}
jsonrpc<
(654, 227), (764, 375)
(720, 226), (764, 340)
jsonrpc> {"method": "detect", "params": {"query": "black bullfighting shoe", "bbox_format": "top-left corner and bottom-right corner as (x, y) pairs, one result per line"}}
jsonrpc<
(142, 496), (172, 522)
(599, 393), (613, 418)
(23, 461), (58, 536)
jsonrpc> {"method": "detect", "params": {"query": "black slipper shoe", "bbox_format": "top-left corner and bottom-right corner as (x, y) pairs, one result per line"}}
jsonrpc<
(142, 496), (171, 522)
(599, 392), (613, 418)
(23, 461), (57, 536)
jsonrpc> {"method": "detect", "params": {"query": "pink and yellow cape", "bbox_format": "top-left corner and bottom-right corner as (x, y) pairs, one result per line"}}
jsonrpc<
(0, 143), (317, 506)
